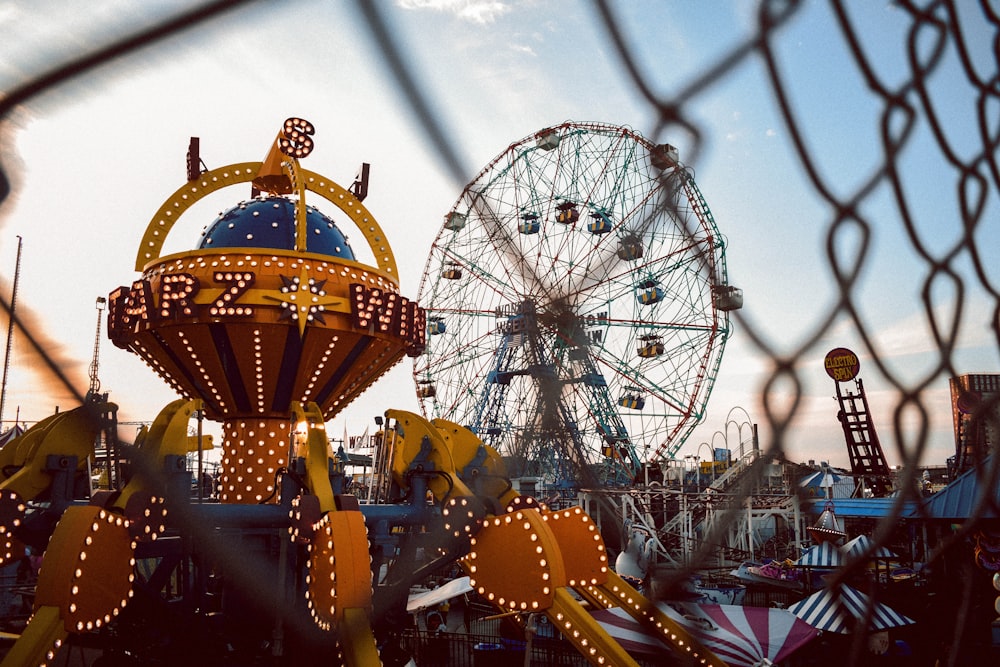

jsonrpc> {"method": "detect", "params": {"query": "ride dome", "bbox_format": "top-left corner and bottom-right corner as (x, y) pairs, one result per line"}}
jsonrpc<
(199, 196), (356, 260)
(108, 118), (425, 503)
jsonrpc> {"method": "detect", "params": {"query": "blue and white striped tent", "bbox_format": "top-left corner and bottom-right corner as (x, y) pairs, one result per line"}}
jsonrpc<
(843, 534), (898, 560)
(796, 542), (845, 568)
(799, 468), (853, 499)
(788, 583), (915, 633)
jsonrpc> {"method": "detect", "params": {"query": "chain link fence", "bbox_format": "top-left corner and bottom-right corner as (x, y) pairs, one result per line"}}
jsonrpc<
(0, 1), (998, 665)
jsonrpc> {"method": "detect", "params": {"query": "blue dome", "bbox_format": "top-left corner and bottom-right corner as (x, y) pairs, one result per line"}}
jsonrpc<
(198, 196), (356, 259)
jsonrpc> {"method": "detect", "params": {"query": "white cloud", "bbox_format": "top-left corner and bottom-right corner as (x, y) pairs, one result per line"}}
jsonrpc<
(396, 0), (511, 24)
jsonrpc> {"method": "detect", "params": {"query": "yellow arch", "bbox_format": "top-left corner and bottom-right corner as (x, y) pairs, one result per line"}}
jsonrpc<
(134, 162), (398, 283)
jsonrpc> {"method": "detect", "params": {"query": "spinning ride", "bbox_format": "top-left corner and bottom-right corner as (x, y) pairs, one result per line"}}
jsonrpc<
(111, 118), (424, 504)
(415, 122), (740, 487)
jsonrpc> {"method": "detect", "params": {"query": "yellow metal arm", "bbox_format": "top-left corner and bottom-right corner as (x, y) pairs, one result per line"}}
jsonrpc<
(385, 410), (476, 502)
(382, 413), (724, 667)
(0, 606), (66, 667)
(0, 403), (110, 501)
(113, 398), (202, 512)
(290, 401), (336, 513)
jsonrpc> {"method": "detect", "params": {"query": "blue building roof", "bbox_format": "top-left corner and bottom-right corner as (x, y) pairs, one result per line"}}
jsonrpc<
(921, 459), (1000, 520)
(803, 497), (919, 520)
(803, 460), (1000, 521)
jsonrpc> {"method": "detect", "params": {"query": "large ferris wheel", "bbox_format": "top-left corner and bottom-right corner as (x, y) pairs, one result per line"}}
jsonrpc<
(414, 122), (741, 488)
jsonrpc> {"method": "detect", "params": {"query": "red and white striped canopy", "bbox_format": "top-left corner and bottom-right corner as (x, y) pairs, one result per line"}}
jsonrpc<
(591, 601), (818, 667)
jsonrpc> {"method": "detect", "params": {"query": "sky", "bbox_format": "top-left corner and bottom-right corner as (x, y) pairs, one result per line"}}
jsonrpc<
(0, 0), (996, 470)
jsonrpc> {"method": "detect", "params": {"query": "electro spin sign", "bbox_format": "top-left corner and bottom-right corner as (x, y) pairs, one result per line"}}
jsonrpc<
(824, 347), (860, 382)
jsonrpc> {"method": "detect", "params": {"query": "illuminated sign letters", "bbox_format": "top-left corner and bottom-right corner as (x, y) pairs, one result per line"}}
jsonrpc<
(349, 283), (426, 355)
(109, 273), (425, 353)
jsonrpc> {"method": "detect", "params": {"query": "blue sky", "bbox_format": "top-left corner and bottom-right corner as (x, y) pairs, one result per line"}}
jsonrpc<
(0, 0), (996, 469)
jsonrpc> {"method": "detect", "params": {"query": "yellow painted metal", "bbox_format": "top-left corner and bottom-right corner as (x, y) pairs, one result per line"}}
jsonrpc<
(385, 410), (474, 501)
(306, 510), (374, 631)
(594, 571), (727, 667)
(465, 507), (566, 611)
(292, 159), (309, 254)
(547, 588), (640, 667)
(542, 507), (609, 589)
(251, 134), (311, 253)
(113, 398), (201, 511)
(428, 417), (482, 467)
(134, 163), (399, 282)
(329, 511), (374, 614)
(34, 505), (134, 633)
(290, 401), (335, 513)
(430, 417), (518, 508)
(0, 605), (66, 667)
(0, 412), (60, 474)
(0, 404), (107, 500)
(186, 433), (214, 452)
(252, 132), (294, 195)
(338, 607), (382, 667)
(383, 415), (725, 666)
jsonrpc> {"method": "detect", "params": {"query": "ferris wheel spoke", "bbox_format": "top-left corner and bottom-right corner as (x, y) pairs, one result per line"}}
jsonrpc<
(590, 334), (694, 413)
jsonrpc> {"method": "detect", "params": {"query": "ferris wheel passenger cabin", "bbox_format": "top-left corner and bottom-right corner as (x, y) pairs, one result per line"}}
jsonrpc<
(588, 209), (613, 234)
(519, 211), (541, 234)
(637, 334), (665, 358)
(636, 279), (664, 305)
(712, 284), (744, 311)
(427, 317), (446, 335)
(441, 261), (462, 280)
(617, 234), (644, 261)
(444, 211), (467, 231)
(619, 387), (646, 410)
(556, 201), (580, 224)
(650, 143), (680, 170)
(536, 127), (560, 150)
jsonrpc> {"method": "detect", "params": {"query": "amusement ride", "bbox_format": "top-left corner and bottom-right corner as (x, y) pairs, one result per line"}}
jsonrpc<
(415, 121), (741, 491)
(0, 119), (730, 667)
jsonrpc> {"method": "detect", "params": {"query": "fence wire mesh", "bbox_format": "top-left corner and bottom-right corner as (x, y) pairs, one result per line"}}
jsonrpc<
(0, 1), (998, 666)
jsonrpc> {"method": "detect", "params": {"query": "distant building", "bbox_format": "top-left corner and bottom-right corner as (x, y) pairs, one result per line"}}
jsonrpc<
(949, 373), (1000, 478)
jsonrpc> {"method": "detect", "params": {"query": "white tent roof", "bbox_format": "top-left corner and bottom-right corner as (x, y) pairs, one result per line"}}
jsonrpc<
(843, 534), (898, 560)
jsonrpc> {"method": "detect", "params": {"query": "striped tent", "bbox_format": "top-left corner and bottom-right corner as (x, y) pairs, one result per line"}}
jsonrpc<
(843, 534), (898, 560)
(796, 541), (844, 568)
(591, 602), (817, 667)
(788, 583), (915, 633)
(0, 424), (24, 447)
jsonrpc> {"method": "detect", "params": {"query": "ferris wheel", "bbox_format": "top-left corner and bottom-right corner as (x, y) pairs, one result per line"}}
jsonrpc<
(414, 122), (741, 488)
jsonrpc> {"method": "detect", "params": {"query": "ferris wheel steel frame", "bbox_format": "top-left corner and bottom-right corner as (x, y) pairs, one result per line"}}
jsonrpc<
(415, 121), (739, 489)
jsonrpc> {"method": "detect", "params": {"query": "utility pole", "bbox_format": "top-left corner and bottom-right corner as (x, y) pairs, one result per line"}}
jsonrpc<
(0, 236), (23, 426)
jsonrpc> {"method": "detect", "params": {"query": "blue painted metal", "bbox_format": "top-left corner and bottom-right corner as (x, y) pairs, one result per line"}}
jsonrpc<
(467, 302), (640, 486)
